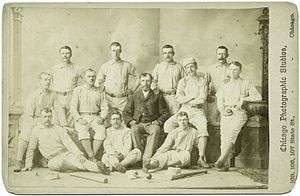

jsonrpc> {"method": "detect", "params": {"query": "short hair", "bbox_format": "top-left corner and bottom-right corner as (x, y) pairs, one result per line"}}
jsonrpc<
(59, 45), (72, 54)
(84, 68), (96, 75)
(216, 46), (229, 53)
(229, 61), (243, 70)
(177, 111), (189, 119)
(38, 72), (51, 79)
(110, 42), (122, 49)
(40, 107), (52, 115)
(162, 44), (174, 52)
(110, 110), (123, 119)
(139, 72), (153, 81)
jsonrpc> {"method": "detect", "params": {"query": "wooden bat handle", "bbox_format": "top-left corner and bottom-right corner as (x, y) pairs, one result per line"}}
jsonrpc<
(70, 173), (109, 183)
(171, 170), (208, 181)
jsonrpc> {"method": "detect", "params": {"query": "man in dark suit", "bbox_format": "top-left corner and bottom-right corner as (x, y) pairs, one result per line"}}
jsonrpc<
(123, 73), (169, 172)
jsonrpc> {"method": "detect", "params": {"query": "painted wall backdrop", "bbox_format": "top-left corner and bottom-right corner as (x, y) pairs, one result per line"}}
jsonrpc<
(19, 7), (263, 106)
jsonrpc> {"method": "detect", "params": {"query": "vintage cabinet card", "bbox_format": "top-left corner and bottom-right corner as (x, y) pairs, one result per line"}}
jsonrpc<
(1, 2), (298, 194)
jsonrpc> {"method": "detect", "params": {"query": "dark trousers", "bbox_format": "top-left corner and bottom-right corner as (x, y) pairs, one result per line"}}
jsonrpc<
(131, 123), (162, 164)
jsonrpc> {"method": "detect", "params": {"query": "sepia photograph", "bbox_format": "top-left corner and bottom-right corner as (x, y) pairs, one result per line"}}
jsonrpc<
(1, 2), (298, 194)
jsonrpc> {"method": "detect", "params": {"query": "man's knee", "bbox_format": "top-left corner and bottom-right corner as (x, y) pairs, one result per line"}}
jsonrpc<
(101, 153), (110, 162)
(93, 126), (106, 141)
(131, 148), (142, 160)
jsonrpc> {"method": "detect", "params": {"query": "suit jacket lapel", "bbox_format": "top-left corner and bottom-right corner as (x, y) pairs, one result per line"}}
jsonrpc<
(138, 90), (146, 101)
(146, 90), (154, 100)
(138, 89), (153, 102)
(144, 90), (154, 102)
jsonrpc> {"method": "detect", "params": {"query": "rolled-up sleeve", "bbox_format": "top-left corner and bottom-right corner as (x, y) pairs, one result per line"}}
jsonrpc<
(176, 80), (193, 104)
(189, 77), (208, 105)
(95, 65), (106, 88)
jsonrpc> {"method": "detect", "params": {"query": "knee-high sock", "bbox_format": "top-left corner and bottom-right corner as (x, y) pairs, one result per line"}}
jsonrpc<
(198, 136), (208, 159)
(121, 149), (141, 167)
(80, 139), (94, 158)
(16, 139), (29, 162)
(218, 142), (234, 166)
(93, 139), (103, 156)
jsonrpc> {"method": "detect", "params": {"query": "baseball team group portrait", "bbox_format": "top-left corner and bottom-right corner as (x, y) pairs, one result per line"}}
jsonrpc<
(5, 5), (270, 191)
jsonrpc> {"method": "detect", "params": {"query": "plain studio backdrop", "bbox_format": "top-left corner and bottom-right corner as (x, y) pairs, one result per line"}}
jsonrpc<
(10, 7), (264, 107)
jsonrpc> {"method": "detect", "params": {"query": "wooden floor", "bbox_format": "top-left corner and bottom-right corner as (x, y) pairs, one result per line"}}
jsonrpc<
(6, 166), (268, 194)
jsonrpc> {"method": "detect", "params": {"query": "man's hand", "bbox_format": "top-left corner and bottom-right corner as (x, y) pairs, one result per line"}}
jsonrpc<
(152, 120), (160, 126)
(223, 107), (233, 116)
(77, 154), (87, 164)
(129, 120), (137, 128)
(166, 89), (176, 95)
(171, 88), (176, 95)
(97, 117), (105, 125)
(116, 153), (124, 162)
(126, 89), (133, 96)
(78, 118), (88, 125)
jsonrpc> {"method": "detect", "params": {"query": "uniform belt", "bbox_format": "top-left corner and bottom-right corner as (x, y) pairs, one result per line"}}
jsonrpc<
(140, 118), (152, 123)
(162, 91), (176, 95)
(55, 91), (72, 96)
(190, 104), (204, 109)
(79, 112), (99, 115)
(106, 92), (127, 98)
(182, 104), (204, 109)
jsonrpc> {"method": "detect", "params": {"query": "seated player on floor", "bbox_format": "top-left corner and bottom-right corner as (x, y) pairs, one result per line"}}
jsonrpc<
(102, 111), (142, 173)
(22, 108), (110, 175)
(144, 111), (199, 172)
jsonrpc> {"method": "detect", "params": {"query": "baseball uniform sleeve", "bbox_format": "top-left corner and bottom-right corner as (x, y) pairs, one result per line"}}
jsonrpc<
(216, 83), (225, 112)
(95, 64), (106, 88)
(176, 79), (194, 104)
(103, 135), (116, 155)
(70, 87), (81, 121)
(157, 133), (175, 153)
(99, 93), (109, 119)
(120, 129), (132, 156)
